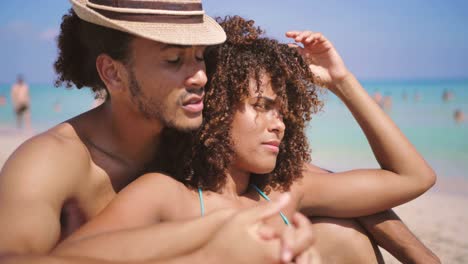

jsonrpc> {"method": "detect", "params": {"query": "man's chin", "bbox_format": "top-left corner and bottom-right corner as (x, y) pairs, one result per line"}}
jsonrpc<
(167, 118), (203, 132)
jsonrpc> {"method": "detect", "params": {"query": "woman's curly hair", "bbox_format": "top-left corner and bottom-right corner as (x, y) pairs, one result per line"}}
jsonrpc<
(54, 9), (132, 97)
(160, 16), (322, 193)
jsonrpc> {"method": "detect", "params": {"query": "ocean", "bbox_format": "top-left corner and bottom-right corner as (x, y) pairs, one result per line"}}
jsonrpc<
(1, 79), (467, 179)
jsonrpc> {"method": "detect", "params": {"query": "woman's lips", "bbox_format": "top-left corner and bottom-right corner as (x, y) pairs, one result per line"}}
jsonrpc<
(262, 141), (280, 153)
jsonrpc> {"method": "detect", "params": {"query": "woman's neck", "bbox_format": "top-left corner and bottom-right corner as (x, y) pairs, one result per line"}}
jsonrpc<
(221, 166), (251, 197)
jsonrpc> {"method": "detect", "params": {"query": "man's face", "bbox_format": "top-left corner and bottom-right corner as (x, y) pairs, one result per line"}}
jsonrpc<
(126, 37), (207, 131)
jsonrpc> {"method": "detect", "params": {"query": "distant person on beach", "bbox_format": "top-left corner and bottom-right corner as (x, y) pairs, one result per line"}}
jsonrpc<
(454, 109), (465, 123)
(55, 16), (438, 264)
(0, 2), (439, 264)
(0, 94), (6, 106)
(10, 74), (31, 129)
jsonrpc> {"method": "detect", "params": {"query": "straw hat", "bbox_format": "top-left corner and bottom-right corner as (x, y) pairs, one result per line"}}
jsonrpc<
(70, 0), (226, 45)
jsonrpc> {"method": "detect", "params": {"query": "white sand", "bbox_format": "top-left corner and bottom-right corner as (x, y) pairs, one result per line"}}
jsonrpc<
(381, 190), (468, 263)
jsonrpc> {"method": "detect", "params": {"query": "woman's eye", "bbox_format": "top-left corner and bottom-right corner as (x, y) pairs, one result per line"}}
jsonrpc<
(254, 104), (266, 110)
(195, 56), (205, 62)
(253, 99), (268, 111)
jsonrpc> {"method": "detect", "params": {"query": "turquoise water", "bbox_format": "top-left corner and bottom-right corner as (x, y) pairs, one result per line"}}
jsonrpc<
(0, 84), (95, 129)
(1, 79), (467, 178)
(308, 79), (468, 178)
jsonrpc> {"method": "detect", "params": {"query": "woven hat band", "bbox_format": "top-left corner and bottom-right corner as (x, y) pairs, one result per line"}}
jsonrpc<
(89, 7), (204, 23)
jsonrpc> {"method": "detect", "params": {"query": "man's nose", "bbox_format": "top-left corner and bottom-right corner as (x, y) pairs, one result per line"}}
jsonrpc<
(185, 64), (207, 89)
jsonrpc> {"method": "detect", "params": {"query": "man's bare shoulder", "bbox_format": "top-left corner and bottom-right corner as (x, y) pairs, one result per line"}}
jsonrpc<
(0, 122), (92, 197)
(0, 123), (96, 254)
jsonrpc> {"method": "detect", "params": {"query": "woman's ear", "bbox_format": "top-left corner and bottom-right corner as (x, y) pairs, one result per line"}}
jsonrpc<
(95, 54), (129, 96)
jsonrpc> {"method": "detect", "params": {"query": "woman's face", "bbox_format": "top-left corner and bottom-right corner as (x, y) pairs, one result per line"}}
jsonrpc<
(230, 73), (286, 174)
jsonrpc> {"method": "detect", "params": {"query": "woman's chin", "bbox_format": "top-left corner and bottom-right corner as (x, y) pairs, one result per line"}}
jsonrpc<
(251, 164), (276, 174)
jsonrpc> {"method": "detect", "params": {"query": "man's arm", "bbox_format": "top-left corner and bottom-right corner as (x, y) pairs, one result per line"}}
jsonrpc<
(304, 163), (440, 263)
(0, 133), (89, 255)
(55, 193), (315, 264)
(358, 210), (441, 264)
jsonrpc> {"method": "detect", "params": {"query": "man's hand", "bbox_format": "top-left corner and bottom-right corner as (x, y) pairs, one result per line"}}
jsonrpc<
(280, 213), (321, 264)
(196, 194), (319, 264)
(286, 31), (350, 91)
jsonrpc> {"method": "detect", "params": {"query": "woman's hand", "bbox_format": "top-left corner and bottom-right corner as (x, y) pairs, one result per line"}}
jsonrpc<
(286, 31), (351, 92)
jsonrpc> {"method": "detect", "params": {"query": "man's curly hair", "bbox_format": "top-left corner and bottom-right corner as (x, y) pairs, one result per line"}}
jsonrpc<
(159, 16), (322, 193)
(54, 9), (132, 97)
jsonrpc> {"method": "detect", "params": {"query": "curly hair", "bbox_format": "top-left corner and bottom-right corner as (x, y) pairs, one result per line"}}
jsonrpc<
(54, 9), (133, 96)
(159, 16), (322, 194)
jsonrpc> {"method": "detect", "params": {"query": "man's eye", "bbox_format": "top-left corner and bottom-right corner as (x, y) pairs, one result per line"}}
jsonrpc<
(167, 57), (181, 64)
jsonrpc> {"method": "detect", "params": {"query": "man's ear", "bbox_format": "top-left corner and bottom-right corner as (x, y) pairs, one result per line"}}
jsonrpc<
(96, 54), (129, 96)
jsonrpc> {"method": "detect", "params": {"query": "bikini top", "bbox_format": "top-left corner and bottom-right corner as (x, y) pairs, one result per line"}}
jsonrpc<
(198, 183), (290, 225)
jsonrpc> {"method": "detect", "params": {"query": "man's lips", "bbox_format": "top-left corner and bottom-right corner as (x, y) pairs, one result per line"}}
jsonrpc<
(182, 95), (204, 113)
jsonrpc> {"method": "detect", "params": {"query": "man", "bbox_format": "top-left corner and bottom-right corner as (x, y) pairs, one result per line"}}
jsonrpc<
(0, 0), (438, 263)
(10, 75), (31, 130)
(0, 1), (314, 263)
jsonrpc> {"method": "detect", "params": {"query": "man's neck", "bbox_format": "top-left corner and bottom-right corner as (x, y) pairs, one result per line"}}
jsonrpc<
(71, 101), (164, 188)
(102, 101), (163, 167)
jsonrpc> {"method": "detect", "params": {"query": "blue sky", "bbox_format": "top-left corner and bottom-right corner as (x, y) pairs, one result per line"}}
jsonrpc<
(0, 0), (467, 83)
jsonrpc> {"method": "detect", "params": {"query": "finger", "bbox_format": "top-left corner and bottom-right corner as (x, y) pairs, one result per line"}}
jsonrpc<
(295, 250), (310, 264)
(281, 227), (295, 263)
(242, 193), (291, 224)
(305, 35), (315, 44)
(285, 31), (302, 38)
(288, 213), (315, 256)
(287, 43), (300, 48)
(296, 31), (312, 42)
(293, 212), (312, 229)
(257, 225), (281, 240)
(305, 33), (324, 44)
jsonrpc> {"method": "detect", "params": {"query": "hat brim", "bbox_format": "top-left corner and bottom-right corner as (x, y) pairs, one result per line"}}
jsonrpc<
(70, 0), (226, 46)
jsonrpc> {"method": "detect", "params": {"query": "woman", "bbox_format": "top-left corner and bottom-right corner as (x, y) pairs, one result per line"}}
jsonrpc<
(56, 16), (435, 263)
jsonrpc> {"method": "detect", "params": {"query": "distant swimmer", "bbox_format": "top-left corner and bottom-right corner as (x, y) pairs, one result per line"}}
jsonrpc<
(402, 91), (408, 101)
(382, 94), (393, 111)
(414, 91), (421, 102)
(454, 109), (465, 123)
(10, 74), (31, 129)
(54, 99), (62, 113)
(373, 90), (383, 105)
(443, 89), (454, 102)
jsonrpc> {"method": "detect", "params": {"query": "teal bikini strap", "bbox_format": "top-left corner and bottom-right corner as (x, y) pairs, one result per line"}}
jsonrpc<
(198, 185), (290, 226)
(250, 184), (290, 225)
(198, 188), (205, 216)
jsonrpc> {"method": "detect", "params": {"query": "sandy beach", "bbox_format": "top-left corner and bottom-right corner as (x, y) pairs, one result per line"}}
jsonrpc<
(1, 131), (467, 263)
